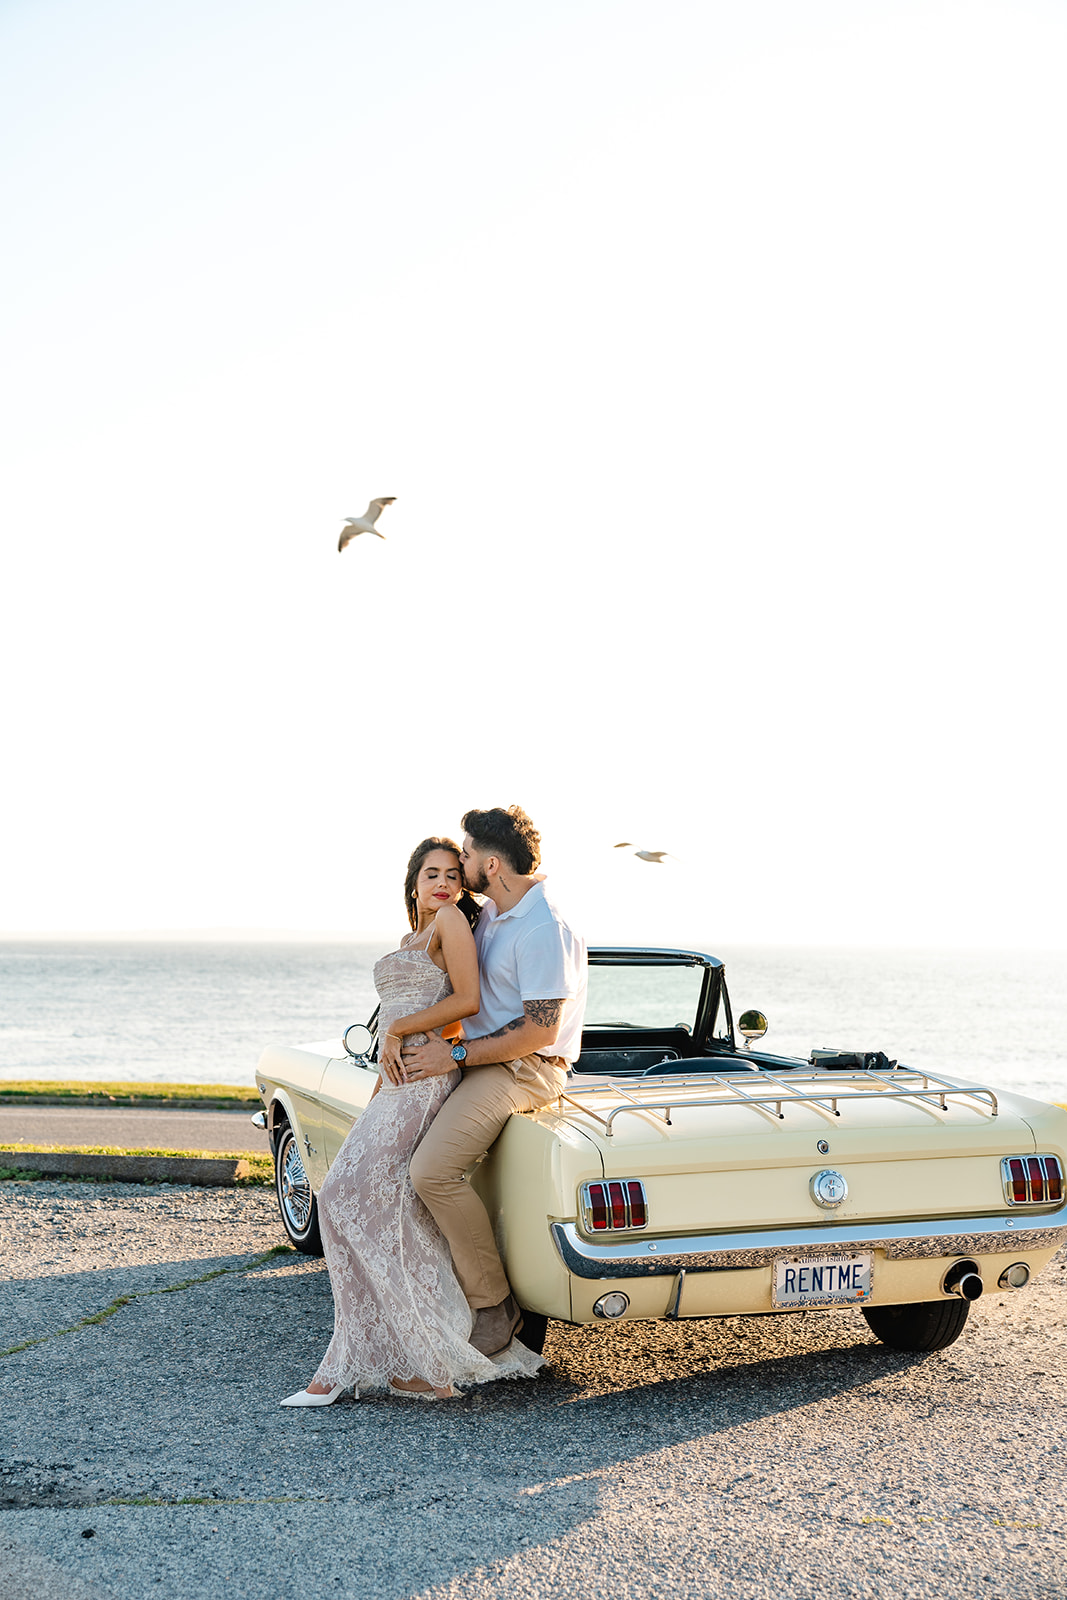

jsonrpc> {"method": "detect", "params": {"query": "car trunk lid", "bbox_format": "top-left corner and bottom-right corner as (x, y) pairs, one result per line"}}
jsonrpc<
(553, 1073), (1035, 1231)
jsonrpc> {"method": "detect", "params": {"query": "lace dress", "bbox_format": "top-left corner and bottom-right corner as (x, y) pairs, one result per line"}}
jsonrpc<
(312, 944), (544, 1393)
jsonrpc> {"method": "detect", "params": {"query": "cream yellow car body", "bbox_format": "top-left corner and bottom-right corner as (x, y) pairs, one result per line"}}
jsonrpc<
(254, 949), (1067, 1343)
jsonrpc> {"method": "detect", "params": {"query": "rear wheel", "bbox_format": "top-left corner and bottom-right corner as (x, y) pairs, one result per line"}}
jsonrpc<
(274, 1122), (324, 1256)
(516, 1308), (548, 1355)
(862, 1298), (970, 1352)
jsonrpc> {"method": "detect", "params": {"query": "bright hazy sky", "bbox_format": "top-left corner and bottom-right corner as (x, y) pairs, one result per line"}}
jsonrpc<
(2, 0), (1065, 950)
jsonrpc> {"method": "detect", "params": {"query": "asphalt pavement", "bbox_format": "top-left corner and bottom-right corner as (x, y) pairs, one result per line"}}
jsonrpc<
(0, 1107), (268, 1153)
(1, 1180), (1065, 1599)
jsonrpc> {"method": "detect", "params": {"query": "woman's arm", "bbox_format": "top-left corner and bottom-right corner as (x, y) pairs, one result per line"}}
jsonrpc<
(378, 907), (480, 1083)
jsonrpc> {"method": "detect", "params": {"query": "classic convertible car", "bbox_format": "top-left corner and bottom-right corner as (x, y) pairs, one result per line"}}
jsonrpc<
(253, 948), (1067, 1356)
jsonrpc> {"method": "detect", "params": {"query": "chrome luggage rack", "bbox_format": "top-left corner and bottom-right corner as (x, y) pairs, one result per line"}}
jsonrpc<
(555, 1067), (998, 1137)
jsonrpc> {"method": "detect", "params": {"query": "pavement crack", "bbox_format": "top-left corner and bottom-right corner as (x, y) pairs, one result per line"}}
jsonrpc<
(0, 1243), (294, 1358)
(0, 1492), (319, 1512)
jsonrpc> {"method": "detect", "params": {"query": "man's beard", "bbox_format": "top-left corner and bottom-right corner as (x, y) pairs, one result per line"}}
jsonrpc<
(463, 863), (490, 895)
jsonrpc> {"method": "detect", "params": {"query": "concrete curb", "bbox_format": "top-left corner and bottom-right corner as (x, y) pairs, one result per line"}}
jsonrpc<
(0, 1096), (261, 1111)
(0, 1150), (264, 1186)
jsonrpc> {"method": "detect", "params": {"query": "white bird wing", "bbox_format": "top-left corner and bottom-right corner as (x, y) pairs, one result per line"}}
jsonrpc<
(339, 521), (371, 551)
(364, 497), (396, 523)
(613, 840), (671, 861)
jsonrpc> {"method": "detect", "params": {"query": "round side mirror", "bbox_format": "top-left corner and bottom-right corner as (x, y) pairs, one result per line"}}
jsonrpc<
(342, 1022), (374, 1061)
(738, 1009), (768, 1050)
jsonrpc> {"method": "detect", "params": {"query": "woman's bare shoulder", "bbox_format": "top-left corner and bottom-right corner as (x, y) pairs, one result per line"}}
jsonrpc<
(434, 904), (476, 949)
(435, 901), (472, 932)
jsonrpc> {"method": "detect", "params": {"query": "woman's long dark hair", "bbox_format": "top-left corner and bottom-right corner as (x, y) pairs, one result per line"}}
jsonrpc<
(403, 837), (481, 933)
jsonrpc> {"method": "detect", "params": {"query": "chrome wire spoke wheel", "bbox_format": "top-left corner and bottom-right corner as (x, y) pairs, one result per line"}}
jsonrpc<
(272, 1122), (323, 1255)
(280, 1139), (312, 1231)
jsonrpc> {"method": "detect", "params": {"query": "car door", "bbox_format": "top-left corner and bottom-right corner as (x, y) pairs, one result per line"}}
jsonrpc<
(319, 1054), (378, 1164)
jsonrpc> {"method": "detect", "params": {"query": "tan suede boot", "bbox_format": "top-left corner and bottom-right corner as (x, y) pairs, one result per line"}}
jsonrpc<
(470, 1293), (523, 1356)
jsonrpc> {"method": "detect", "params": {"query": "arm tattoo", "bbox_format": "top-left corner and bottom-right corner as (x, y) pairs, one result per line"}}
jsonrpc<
(523, 998), (564, 1028)
(479, 999), (565, 1041)
(483, 1014), (527, 1040)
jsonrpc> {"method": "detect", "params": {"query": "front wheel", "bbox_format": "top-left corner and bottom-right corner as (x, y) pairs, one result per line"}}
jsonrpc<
(274, 1122), (324, 1256)
(862, 1298), (970, 1352)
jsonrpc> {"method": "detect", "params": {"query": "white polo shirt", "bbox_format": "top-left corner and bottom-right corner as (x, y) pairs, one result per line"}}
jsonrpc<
(465, 879), (588, 1064)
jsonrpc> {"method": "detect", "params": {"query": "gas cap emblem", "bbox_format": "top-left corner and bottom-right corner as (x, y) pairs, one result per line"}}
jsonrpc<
(810, 1169), (848, 1209)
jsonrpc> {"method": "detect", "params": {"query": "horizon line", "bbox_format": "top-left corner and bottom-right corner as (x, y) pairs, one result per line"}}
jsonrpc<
(0, 929), (1064, 956)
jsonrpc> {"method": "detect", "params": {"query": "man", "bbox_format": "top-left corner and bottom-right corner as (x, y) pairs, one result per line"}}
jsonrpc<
(402, 805), (587, 1355)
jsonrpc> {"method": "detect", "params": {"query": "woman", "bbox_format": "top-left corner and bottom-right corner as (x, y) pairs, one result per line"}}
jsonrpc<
(281, 836), (543, 1405)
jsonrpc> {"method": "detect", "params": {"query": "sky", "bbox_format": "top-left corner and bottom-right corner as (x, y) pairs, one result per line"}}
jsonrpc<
(1, 0), (1065, 950)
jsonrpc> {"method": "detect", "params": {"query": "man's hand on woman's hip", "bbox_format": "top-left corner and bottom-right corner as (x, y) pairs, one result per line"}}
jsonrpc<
(402, 999), (566, 1078)
(400, 1033), (460, 1081)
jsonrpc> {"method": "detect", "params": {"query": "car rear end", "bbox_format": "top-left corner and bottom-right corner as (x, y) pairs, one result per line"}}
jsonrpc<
(538, 1070), (1067, 1334)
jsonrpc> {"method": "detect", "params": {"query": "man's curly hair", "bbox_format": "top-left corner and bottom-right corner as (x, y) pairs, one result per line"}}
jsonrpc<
(460, 805), (541, 875)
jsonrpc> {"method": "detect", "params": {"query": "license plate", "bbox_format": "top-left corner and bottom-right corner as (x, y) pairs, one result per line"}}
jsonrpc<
(772, 1253), (873, 1308)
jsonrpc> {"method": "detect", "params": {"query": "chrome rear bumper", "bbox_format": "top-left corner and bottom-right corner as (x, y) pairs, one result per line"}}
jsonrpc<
(550, 1202), (1067, 1279)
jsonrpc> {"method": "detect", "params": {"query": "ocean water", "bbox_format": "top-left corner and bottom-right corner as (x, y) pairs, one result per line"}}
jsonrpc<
(0, 941), (1064, 1104)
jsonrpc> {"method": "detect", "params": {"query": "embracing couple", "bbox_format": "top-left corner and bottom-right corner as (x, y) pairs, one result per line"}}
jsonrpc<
(281, 805), (587, 1405)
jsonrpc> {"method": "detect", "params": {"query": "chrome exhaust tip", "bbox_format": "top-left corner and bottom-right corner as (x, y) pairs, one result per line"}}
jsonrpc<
(943, 1259), (983, 1301)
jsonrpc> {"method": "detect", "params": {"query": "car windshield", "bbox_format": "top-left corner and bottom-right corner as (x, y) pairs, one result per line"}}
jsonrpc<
(584, 962), (704, 1033)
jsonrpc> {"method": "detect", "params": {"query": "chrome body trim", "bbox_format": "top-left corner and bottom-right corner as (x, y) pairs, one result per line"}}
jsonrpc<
(1001, 1154), (1064, 1206)
(664, 1270), (686, 1319)
(550, 1202), (1067, 1279)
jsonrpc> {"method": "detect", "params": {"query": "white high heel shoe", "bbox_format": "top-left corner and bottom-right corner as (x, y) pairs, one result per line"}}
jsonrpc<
(279, 1384), (350, 1407)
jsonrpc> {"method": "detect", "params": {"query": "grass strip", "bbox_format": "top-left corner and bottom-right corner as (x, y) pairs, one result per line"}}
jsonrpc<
(0, 1243), (294, 1359)
(1, 1142), (267, 1160)
(0, 1144), (273, 1186)
(0, 1080), (260, 1108)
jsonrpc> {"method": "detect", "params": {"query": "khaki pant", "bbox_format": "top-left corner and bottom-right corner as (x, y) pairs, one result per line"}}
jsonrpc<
(409, 1053), (568, 1309)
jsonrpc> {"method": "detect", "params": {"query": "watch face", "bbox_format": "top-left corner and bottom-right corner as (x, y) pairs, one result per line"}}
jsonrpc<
(451, 1044), (466, 1062)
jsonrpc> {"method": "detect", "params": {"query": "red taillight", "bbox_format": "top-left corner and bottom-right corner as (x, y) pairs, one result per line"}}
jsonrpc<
(586, 1182), (609, 1230)
(580, 1179), (648, 1232)
(1003, 1154), (1063, 1205)
(608, 1181), (627, 1229)
(627, 1181), (647, 1228)
(1026, 1157), (1046, 1204)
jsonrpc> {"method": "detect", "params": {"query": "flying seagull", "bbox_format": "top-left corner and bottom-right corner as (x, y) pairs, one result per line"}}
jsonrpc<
(613, 842), (674, 864)
(338, 498), (396, 552)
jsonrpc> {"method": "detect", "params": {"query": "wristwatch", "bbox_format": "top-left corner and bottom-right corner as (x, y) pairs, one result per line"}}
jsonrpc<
(450, 1043), (468, 1065)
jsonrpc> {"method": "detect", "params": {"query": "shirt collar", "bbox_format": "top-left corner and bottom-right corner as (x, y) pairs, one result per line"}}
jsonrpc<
(487, 878), (547, 924)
